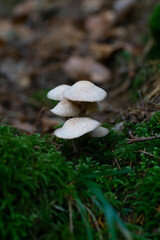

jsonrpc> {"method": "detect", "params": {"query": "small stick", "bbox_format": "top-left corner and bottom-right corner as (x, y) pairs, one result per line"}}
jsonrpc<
(136, 150), (160, 159)
(113, 157), (121, 170)
(127, 135), (160, 144)
(34, 107), (45, 133)
(84, 205), (103, 240)
(72, 139), (79, 154)
(68, 198), (74, 234)
(112, 150), (121, 170)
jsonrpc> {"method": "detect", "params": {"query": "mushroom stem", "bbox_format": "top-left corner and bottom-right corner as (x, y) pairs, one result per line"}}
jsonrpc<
(72, 138), (79, 153)
(79, 102), (88, 116)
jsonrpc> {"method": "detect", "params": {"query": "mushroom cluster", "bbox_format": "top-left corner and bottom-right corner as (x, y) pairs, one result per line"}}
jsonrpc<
(47, 80), (109, 150)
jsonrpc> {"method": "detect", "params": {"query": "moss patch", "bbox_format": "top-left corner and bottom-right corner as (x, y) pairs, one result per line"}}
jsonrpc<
(0, 112), (160, 240)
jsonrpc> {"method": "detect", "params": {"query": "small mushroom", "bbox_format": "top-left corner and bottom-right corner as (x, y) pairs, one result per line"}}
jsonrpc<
(48, 80), (109, 153)
(50, 99), (80, 117)
(54, 117), (100, 139)
(64, 80), (107, 102)
(47, 84), (70, 101)
(89, 126), (109, 138)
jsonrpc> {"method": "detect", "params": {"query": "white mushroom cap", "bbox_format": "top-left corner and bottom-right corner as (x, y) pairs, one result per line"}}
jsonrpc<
(47, 84), (70, 101)
(50, 99), (80, 117)
(64, 80), (107, 102)
(89, 126), (109, 138)
(54, 117), (100, 139)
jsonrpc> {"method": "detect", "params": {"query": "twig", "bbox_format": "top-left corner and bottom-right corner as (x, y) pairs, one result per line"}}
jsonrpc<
(73, 201), (103, 240)
(84, 205), (103, 240)
(34, 107), (45, 133)
(68, 198), (74, 234)
(128, 135), (160, 144)
(72, 139), (79, 154)
(112, 151), (121, 170)
(128, 131), (135, 139)
(141, 39), (154, 61)
(51, 141), (62, 151)
(136, 150), (160, 159)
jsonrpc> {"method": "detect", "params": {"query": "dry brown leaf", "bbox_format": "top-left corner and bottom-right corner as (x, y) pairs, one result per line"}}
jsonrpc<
(82, 0), (104, 13)
(12, 0), (37, 18)
(36, 20), (84, 58)
(0, 19), (33, 43)
(85, 10), (116, 40)
(64, 56), (111, 84)
(90, 42), (123, 60)
(105, 27), (127, 39)
(0, 20), (13, 40)
(41, 117), (64, 133)
(112, 122), (124, 132)
(143, 75), (160, 104)
(12, 120), (34, 133)
(0, 59), (31, 88)
(48, 22), (84, 48)
(113, 0), (138, 16)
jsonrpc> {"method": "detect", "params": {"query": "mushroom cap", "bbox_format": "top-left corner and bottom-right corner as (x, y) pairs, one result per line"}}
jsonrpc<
(47, 84), (70, 100)
(89, 126), (109, 138)
(50, 99), (80, 117)
(54, 117), (100, 139)
(64, 80), (107, 102)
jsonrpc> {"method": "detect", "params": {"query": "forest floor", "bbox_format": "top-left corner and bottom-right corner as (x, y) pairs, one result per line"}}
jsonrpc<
(0, 1), (160, 240)
(0, 0), (159, 133)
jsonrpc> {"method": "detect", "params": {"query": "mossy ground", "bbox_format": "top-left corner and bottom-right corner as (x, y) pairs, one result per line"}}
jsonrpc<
(0, 112), (160, 240)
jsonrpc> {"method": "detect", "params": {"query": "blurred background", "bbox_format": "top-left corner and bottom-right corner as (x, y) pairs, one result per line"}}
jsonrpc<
(0, 0), (159, 133)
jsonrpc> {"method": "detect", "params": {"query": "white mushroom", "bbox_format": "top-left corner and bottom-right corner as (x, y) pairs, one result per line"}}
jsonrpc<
(64, 80), (107, 102)
(47, 80), (109, 152)
(47, 84), (70, 101)
(89, 126), (109, 138)
(50, 99), (80, 117)
(54, 117), (100, 139)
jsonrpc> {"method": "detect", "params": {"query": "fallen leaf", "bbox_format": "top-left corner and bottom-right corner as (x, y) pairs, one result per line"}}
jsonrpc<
(90, 42), (123, 59)
(36, 20), (84, 59)
(12, 120), (34, 133)
(0, 59), (31, 88)
(112, 122), (124, 131)
(82, 0), (104, 13)
(0, 19), (33, 43)
(64, 56), (111, 83)
(85, 10), (116, 40)
(12, 0), (37, 19)
(41, 117), (64, 133)
(113, 0), (138, 17)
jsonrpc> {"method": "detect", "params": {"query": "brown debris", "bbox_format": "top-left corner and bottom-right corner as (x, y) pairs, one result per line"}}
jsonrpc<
(0, 0), (158, 131)
(90, 42), (123, 60)
(85, 10), (117, 40)
(64, 56), (111, 83)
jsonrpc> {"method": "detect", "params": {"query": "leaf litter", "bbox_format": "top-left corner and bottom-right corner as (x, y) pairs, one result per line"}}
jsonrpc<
(0, 0), (159, 133)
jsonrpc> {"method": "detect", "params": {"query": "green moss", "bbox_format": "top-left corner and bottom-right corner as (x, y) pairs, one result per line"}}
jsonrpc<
(0, 112), (160, 239)
(150, 4), (160, 44)
(0, 124), (130, 240)
(148, 42), (160, 60)
(148, 4), (160, 59)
